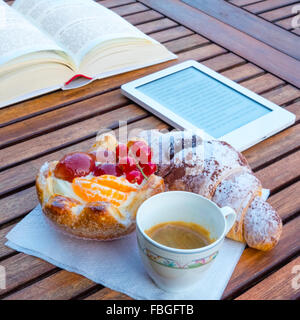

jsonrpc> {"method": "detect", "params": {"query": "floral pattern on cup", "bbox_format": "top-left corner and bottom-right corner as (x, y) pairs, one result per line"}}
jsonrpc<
(140, 244), (218, 269)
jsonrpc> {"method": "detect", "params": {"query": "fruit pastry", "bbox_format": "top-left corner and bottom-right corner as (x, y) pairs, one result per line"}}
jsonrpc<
(36, 134), (164, 240)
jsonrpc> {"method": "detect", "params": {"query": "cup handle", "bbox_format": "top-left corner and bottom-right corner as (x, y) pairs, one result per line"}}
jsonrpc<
(220, 206), (236, 234)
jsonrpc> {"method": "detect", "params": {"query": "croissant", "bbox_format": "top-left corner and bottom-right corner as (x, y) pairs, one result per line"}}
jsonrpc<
(137, 130), (282, 251)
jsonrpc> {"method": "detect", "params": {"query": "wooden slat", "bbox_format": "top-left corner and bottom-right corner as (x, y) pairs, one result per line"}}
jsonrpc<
(276, 16), (295, 30)
(239, 73), (284, 93)
(0, 90), (128, 149)
(99, 0), (136, 9)
(244, 124), (300, 169)
(285, 101), (300, 122)
(232, 78), (299, 120)
(292, 28), (300, 35)
(112, 3), (149, 16)
(222, 215), (300, 299)
(263, 85), (300, 106)
(0, 104), (147, 171)
(221, 63), (264, 82)
(0, 139), (93, 197)
(4, 271), (95, 300)
(182, 0), (300, 60)
(236, 257), (300, 300)
(164, 34), (210, 53)
(150, 25), (193, 42)
(244, 0), (299, 14)
(0, 187), (37, 225)
(268, 180), (300, 221)
(259, 4), (297, 21)
(176, 44), (227, 61)
(85, 288), (132, 300)
(255, 150), (300, 192)
(0, 224), (15, 259)
(229, 0), (263, 6)
(126, 10), (163, 25)
(0, 254), (55, 296)
(140, 0), (300, 87)
(201, 52), (245, 72)
(138, 18), (178, 34)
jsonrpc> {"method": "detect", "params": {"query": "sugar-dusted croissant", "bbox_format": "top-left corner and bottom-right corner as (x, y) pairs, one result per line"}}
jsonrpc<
(137, 130), (282, 251)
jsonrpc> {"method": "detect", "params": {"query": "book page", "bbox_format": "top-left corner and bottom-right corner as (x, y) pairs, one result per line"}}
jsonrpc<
(13, 0), (154, 64)
(0, 1), (65, 66)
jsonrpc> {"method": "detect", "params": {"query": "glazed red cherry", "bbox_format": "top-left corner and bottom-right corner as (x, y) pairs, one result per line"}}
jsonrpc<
(118, 156), (137, 173)
(88, 152), (97, 162)
(130, 141), (152, 164)
(93, 164), (122, 177)
(89, 149), (116, 164)
(130, 141), (148, 155)
(54, 152), (95, 182)
(116, 144), (128, 159)
(126, 170), (144, 185)
(140, 162), (157, 176)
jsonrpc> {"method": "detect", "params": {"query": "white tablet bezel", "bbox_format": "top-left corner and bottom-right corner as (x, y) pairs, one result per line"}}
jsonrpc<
(121, 60), (295, 151)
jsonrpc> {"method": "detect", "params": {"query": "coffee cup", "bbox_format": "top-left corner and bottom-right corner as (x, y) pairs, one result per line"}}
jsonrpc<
(136, 191), (236, 292)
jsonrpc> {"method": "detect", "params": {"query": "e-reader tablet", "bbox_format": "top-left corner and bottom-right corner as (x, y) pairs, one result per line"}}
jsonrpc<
(121, 60), (295, 151)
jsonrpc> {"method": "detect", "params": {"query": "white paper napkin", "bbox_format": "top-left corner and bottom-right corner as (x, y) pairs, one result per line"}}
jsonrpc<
(5, 204), (247, 300)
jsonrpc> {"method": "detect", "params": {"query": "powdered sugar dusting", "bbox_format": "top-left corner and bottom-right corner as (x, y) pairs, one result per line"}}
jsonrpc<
(244, 197), (282, 249)
(138, 130), (253, 199)
(213, 169), (261, 223)
(39, 162), (50, 184)
(164, 139), (252, 198)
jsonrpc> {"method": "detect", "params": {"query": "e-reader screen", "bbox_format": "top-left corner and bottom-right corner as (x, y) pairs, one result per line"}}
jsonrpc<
(136, 67), (272, 138)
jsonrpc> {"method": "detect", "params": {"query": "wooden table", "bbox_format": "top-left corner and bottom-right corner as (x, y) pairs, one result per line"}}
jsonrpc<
(0, 0), (299, 300)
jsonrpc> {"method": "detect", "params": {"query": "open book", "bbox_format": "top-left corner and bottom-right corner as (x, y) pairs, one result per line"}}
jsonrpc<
(0, 0), (176, 108)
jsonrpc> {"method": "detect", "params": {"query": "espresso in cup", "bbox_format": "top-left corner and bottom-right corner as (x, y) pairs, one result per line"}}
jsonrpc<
(136, 191), (236, 292)
(145, 221), (214, 249)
